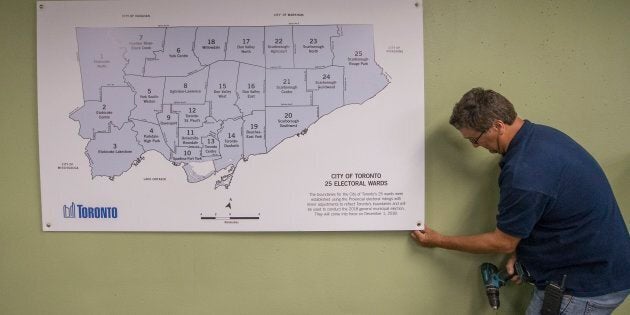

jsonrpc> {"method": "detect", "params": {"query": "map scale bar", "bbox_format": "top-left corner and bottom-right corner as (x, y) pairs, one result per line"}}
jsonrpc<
(201, 217), (260, 220)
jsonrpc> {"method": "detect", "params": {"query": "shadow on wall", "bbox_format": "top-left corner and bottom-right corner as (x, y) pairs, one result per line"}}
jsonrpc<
(608, 155), (630, 223)
(425, 124), (501, 233)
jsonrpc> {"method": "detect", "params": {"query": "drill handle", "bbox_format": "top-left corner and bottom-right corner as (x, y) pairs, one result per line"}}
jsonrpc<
(498, 268), (516, 282)
(499, 261), (524, 282)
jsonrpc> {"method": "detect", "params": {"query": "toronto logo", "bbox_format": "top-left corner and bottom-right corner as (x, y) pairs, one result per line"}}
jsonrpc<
(63, 202), (118, 219)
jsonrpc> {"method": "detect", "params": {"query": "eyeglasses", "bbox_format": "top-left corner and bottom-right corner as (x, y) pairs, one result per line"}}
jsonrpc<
(469, 129), (487, 145)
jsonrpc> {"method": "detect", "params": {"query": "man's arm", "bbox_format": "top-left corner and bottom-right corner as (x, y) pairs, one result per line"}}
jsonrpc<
(410, 225), (520, 254)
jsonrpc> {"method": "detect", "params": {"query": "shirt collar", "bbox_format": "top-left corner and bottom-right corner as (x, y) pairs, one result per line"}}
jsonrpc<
(500, 120), (532, 166)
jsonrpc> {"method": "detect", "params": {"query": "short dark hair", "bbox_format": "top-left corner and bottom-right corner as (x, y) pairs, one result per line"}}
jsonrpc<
(449, 88), (517, 131)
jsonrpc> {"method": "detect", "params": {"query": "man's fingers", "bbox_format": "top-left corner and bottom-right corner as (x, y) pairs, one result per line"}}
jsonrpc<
(506, 264), (515, 275)
(410, 230), (422, 240)
(410, 230), (425, 245)
(411, 230), (432, 247)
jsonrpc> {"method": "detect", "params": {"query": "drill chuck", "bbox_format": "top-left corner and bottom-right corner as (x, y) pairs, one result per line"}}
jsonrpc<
(485, 286), (501, 310)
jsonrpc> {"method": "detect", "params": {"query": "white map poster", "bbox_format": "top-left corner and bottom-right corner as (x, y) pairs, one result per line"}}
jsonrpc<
(37, 0), (425, 231)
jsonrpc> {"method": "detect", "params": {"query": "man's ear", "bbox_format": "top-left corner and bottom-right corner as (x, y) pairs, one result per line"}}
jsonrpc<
(495, 120), (506, 135)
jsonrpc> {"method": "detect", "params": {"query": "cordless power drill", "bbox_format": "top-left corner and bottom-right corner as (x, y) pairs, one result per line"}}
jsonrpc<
(480, 262), (520, 310)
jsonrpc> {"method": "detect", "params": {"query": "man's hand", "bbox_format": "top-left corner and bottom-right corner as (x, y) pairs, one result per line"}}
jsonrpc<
(410, 226), (443, 248)
(505, 253), (522, 284)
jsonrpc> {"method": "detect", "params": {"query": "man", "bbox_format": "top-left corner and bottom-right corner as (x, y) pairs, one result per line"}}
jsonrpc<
(411, 88), (630, 314)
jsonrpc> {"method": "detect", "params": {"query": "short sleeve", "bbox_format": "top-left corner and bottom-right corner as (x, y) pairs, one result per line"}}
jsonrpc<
(496, 187), (554, 239)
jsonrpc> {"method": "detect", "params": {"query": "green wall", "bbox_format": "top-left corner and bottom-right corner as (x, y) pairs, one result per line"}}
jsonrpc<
(1, 0), (629, 314)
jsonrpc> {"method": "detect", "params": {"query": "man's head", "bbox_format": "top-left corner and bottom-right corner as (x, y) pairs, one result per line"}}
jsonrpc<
(449, 88), (517, 131)
(450, 88), (522, 154)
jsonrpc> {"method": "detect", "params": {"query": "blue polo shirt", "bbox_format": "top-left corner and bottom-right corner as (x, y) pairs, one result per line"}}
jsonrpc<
(497, 120), (630, 296)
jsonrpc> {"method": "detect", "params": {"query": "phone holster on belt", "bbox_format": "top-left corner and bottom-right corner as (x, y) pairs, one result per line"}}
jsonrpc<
(540, 275), (567, 315)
